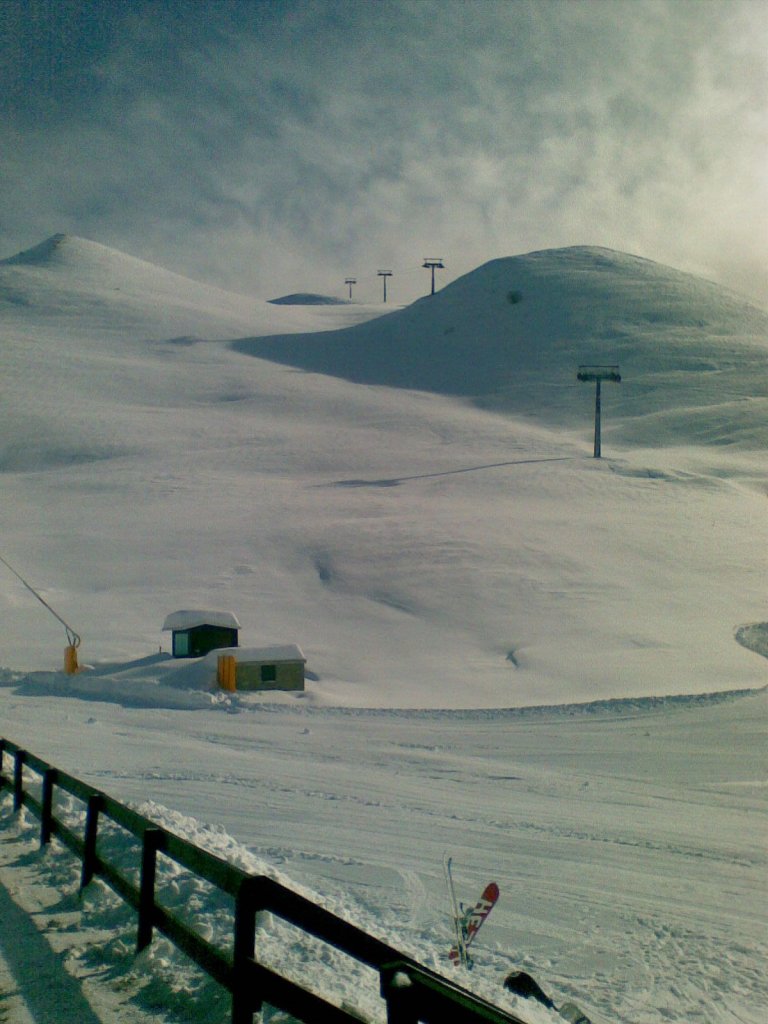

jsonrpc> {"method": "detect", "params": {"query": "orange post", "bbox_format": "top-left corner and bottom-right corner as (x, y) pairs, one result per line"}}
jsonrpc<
(218, 654), (236, 692)
(64, 644), (80, 675)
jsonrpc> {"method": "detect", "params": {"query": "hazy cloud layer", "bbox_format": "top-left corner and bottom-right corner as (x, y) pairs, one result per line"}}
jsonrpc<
(2, 0), (766, 304)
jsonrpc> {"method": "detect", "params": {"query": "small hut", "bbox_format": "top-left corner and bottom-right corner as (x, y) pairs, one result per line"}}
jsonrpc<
(214, 644), (306, 692)
(163, 610), (241, 658)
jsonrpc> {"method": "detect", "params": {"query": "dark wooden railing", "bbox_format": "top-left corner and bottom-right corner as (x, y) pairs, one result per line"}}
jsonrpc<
(0, 738), (527, 1024)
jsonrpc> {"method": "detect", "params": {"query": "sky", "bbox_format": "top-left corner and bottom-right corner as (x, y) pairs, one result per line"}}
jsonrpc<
(1, 0), (766, 306)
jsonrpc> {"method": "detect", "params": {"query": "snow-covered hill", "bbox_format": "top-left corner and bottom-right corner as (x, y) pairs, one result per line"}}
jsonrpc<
(237, 246), (768, 448)
(0, 233), (379, 339)
(0, 234), (765, 703)
(1, 235), (765, 1024)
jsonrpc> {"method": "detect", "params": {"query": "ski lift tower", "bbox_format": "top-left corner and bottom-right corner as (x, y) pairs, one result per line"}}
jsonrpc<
(577, 365), (621, 458)
(377, 269), (392, 303)
(344, 277), (357, 300)
(422, 258), (444, 295)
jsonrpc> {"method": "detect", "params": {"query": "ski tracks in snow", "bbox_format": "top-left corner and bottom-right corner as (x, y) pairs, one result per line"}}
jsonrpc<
(617, 915), (768, 1024)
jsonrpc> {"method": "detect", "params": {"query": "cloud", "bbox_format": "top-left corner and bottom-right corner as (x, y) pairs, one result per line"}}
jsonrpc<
(1, 0), (766, 304)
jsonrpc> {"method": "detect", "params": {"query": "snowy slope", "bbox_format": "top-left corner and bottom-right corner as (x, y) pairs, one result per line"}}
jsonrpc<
(1, 236), (766, 703)
(0, 233), (382, 339)
(236, 246), (768, 448)
(0, 236), (765, 1024)
(1, 684), (765, 1024)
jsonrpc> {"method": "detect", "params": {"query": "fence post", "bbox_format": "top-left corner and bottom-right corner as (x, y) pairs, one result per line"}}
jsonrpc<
(40, 768), (57, 846)
(232, 876), (262, 1024)
(13, 750), (26, 811)
(380, 964), (419, 1024)
(80, 794), (104, 892)
(137, 828), (163, 951)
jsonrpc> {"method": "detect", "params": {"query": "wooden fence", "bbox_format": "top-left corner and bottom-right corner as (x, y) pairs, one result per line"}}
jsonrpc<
(0, 738), (527, 1024)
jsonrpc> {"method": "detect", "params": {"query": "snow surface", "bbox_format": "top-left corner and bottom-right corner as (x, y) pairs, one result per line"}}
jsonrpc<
(1, 686), (765, 1024)
(0, 235), (766, 1023)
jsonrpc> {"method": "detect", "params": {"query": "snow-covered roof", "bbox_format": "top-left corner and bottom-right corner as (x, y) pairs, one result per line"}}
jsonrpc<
(204, 644), (306, 664)
(162, 610), (241, 632)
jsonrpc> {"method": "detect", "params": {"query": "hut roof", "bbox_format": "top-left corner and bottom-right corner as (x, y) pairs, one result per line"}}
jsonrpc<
(162, 610), (241, 631)
(205, 644), (306, 664)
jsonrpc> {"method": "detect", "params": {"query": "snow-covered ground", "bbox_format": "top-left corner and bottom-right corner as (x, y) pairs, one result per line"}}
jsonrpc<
(1, 235), (766, 1022)
(1, 686), (765, 1024)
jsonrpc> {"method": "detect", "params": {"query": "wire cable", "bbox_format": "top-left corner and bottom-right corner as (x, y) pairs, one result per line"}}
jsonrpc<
(0, 553), (81, 648)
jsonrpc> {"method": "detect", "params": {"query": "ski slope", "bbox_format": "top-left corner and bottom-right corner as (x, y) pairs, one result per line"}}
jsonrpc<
(0, 235), (766, 1023)
(1, 684), (765, 1024)
(1, 235), (766, 705)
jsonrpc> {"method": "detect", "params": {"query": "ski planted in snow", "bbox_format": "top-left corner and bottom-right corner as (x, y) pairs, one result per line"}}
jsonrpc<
(444, 857), (499, 968)
(443, 854), (469, 968)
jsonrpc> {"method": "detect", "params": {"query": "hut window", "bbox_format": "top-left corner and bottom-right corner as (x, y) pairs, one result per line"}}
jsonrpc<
(260, 664), (277, 683)
(174, 633), (190, 656)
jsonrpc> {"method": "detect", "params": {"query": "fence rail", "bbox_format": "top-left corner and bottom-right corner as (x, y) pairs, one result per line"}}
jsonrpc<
(0, 737), (527, 1024)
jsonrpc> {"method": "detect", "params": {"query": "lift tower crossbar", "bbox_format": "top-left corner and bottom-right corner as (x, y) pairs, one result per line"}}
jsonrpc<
(577, 365), (621, 458)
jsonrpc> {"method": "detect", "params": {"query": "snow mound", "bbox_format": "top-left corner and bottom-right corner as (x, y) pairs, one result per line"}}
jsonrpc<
(268, 293), (349, 305)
